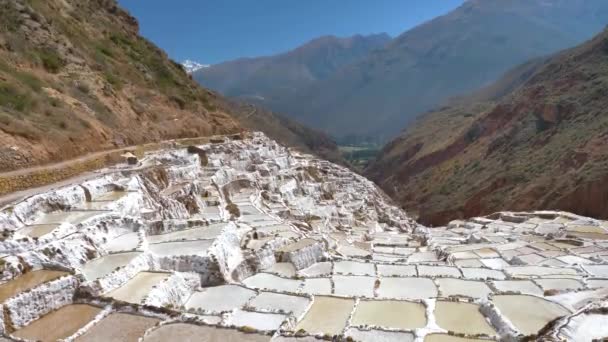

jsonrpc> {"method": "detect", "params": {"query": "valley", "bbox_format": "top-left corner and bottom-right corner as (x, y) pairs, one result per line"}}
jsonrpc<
(0, 0), (607, 340)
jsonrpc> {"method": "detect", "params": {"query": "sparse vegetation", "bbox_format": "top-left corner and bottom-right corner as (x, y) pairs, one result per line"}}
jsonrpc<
(37, 48), (65, 73)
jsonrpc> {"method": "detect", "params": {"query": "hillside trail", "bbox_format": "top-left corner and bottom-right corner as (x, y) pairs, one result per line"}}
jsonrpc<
(0, 134), (231, 208)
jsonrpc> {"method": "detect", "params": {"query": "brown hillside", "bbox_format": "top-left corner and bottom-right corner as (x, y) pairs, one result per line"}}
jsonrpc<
(367, 28), (608, 225)
(0, 0), (241, 172)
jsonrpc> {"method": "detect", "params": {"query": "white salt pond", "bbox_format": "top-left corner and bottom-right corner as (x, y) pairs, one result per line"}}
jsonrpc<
(105, 272), (169, 304)
(334, 261), (375, 276)
(295, 296), (354, 335)
(417, 265), (461, 278)
(377, 277), (437, 299)
(148, 240), (213, 256)
(460, 267), (506, 280)
(559, 313), (608, 341)
(424, 334), (490, 342)
(345, 327), (415, 342)
(264, 262), (296, 277)
(351, 300), (426, 329)
(298, 262), (332, 277)
(534, 278), (583, 292)
(377, 264), (416, 277)
(332, 275), (375, 297)
(434, 301), (496, 335)
(437, 278), (493, 299)
(243, 273), (302, 292)
(249, 291), (310, 316)
(226, 309), (286, 331)
(492, 280), (543, 296)
(186, 285), (256, 313)
(103, 232), (140, 252)
(81, 252), (141, 280)
(146, 223), (226, 243)
(301, 278), (332, 295)
(492, 294), (570, 335)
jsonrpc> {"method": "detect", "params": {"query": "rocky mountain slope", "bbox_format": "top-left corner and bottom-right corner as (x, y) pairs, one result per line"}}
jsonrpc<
(367, 28), (608, 226)
(217, 0), (608, 141)
(0, 0), (343, 172)
(193, 33), (390, 107)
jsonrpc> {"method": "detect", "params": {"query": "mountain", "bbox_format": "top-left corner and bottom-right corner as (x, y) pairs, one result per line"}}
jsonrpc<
(0, 0), (342, 172)
(193, 33), (391, 104)
(230, 0), (608, 140)
(366, 27), (608, 225)
(182, 60), (209, 73)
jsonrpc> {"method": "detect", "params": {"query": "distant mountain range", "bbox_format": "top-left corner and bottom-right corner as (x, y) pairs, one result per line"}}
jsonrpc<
(193, 33), (391, 117)
(194, 0), (608, 141)
(366, 27), (608, 225)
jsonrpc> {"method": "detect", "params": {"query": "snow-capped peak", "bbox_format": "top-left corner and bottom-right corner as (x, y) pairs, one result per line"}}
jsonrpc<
(182, 60), (209, 73)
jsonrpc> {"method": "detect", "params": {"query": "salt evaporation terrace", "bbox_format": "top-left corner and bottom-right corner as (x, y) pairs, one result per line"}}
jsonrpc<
(0, 132), (606, 341)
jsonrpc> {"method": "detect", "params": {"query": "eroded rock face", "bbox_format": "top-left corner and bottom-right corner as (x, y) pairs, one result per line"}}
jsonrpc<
(0, 132), (605, 341)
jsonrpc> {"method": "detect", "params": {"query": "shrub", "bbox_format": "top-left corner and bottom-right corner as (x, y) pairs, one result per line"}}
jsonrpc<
(38, 48), (65, 73)
(0, 84), (33, 112)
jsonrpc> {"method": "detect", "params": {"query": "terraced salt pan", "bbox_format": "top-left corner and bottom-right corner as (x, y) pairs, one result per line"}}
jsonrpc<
(12, 304), (101, 342)
(186, 285), (256, 312)
(534, 278), (583, 292)
(377, 277), (437, 299)
(227, 309), (286, 331)
(586, 279), (608, 289)
(377, 264), (416, 277)
(146, 223), (226, 243)
(0, 270), (69, 302)
(345, 327), (415, 342)
(417, 265), (461, 278)
(334, 261), (375, 276)
(407, 251), (439, 263)
(333, 275), (375, 297)
(434, 301), (495, 335)
(301, 278), (332, 295)
(243, 273), (302, 292)
(18, 224), (61, 238)
(436, 278), (493, 299)
(298, 262), (332, 277)
(492, 295), (570, 335)
(424, 334), (491, 342)
(548, 288), (608, 311)
(81, 252), (141, 280)
(337, 244), (370, 257)
(265, 262), (296, 277)
(581, 264), (608, 277)
(103, 232), (140, 252)
(493, 280), (543, 296)
(454, 259), (484, 268)
(505, 266), (579, 277)
(30, 210), (107, 226)
(559, 313), (608, 341)
(143, 323), (269, 342)
(351, 300), (426, 329)
(105, 272), (170, 304)
(148, 240), (213, 256)
(460, 267), (506, 280)
(249, 292), (310, 316)
(75, 312), (160, 342)
(295, 296), (354, 335)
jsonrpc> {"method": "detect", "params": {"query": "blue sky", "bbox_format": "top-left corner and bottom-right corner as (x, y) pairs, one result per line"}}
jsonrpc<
(118, 0), (465, 65)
